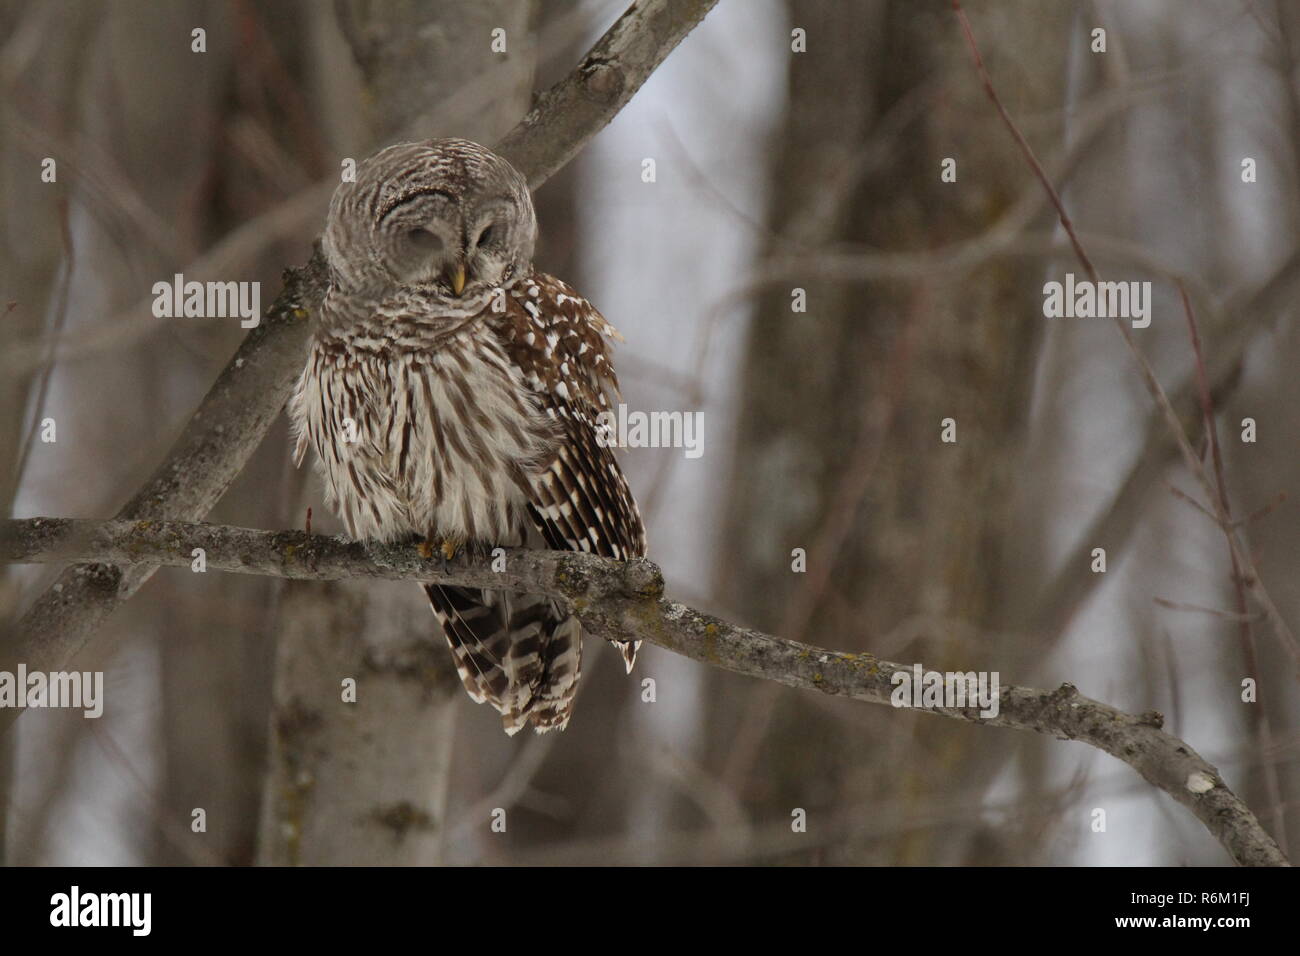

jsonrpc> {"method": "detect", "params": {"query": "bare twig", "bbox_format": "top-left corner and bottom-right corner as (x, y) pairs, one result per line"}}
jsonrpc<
(1034, 249), (1300, 637)
(1164, 481), (1220, 525)
(10, 197), (74, 493)
(0, 516), (1288, 867)
(1151, 597), (1260, 623)
(1181, 283), (1288, 854)
(951, 0), (1300, 673)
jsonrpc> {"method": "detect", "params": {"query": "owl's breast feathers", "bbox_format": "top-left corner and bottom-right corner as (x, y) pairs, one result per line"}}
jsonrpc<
(288, 271), (645, 560)
(289, 268), (646, 733)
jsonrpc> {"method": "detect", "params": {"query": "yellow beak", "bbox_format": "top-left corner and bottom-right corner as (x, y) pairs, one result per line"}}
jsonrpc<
(449, 263), (466, 297)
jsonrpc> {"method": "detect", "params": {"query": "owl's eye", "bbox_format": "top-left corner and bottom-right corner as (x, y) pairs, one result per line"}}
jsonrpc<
(407, 228), (442, 251)
(475, 223), (498, 248)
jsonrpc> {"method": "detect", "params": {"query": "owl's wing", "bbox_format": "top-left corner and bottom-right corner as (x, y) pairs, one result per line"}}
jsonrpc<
(432, 274), (647, 715)
(495, 271), (647, 563)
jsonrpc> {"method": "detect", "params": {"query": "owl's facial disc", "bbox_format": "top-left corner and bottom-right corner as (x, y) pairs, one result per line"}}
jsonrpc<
(374, 189), (465, 290)
(375, 188), (527, 303)
(323, 140), (537, 304)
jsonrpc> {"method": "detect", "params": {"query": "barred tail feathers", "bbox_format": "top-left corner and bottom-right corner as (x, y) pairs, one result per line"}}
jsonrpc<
(422, 584), (583, 734)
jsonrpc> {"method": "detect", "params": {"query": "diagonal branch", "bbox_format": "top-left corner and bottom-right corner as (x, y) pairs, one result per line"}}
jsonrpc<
(495, 0), (719, 190)
(1, 516), (1289, 867)
(6, 0), (720, 683)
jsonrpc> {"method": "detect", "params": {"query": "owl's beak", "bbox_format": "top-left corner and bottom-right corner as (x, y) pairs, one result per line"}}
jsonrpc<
(447, 262), (467, 297)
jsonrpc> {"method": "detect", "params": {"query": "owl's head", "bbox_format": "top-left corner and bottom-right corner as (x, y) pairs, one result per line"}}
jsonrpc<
(323, 138), (537, 307)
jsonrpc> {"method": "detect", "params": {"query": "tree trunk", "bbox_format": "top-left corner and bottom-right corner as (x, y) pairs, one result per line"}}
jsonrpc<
(715, 0), (1069, 864)
(256, 0), (537, 865)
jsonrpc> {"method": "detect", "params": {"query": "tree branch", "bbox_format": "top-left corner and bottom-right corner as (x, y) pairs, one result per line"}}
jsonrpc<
(6, 0), (719, 684)
(495, 0), (719, 189)
(1, 516), (1288, 867)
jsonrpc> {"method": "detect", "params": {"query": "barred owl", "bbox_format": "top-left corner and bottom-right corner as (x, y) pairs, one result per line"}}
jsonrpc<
(288, 139), (646, 735)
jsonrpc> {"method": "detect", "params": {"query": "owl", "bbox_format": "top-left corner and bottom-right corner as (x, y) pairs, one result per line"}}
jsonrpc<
(288, 139), (646, 735)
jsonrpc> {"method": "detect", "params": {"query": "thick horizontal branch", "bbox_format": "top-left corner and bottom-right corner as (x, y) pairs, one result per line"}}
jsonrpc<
(9, 0), (719, 681)
(1, 517), (1288, 868)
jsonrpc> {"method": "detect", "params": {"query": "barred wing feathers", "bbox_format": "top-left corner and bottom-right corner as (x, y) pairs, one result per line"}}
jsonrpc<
(427, 272), (646, 733)
(496, 272), (647, 669)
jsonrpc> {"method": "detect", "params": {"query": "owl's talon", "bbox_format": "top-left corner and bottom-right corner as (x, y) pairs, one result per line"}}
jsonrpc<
(417, 539), (435, 560)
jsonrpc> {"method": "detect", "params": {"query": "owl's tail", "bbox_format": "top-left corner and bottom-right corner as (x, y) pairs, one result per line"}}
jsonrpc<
(422, 584), (582, 735)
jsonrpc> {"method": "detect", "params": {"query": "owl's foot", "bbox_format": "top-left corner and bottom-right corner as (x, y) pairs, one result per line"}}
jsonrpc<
(439, 534), (465, 563)
(416, 533), (465, 576)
